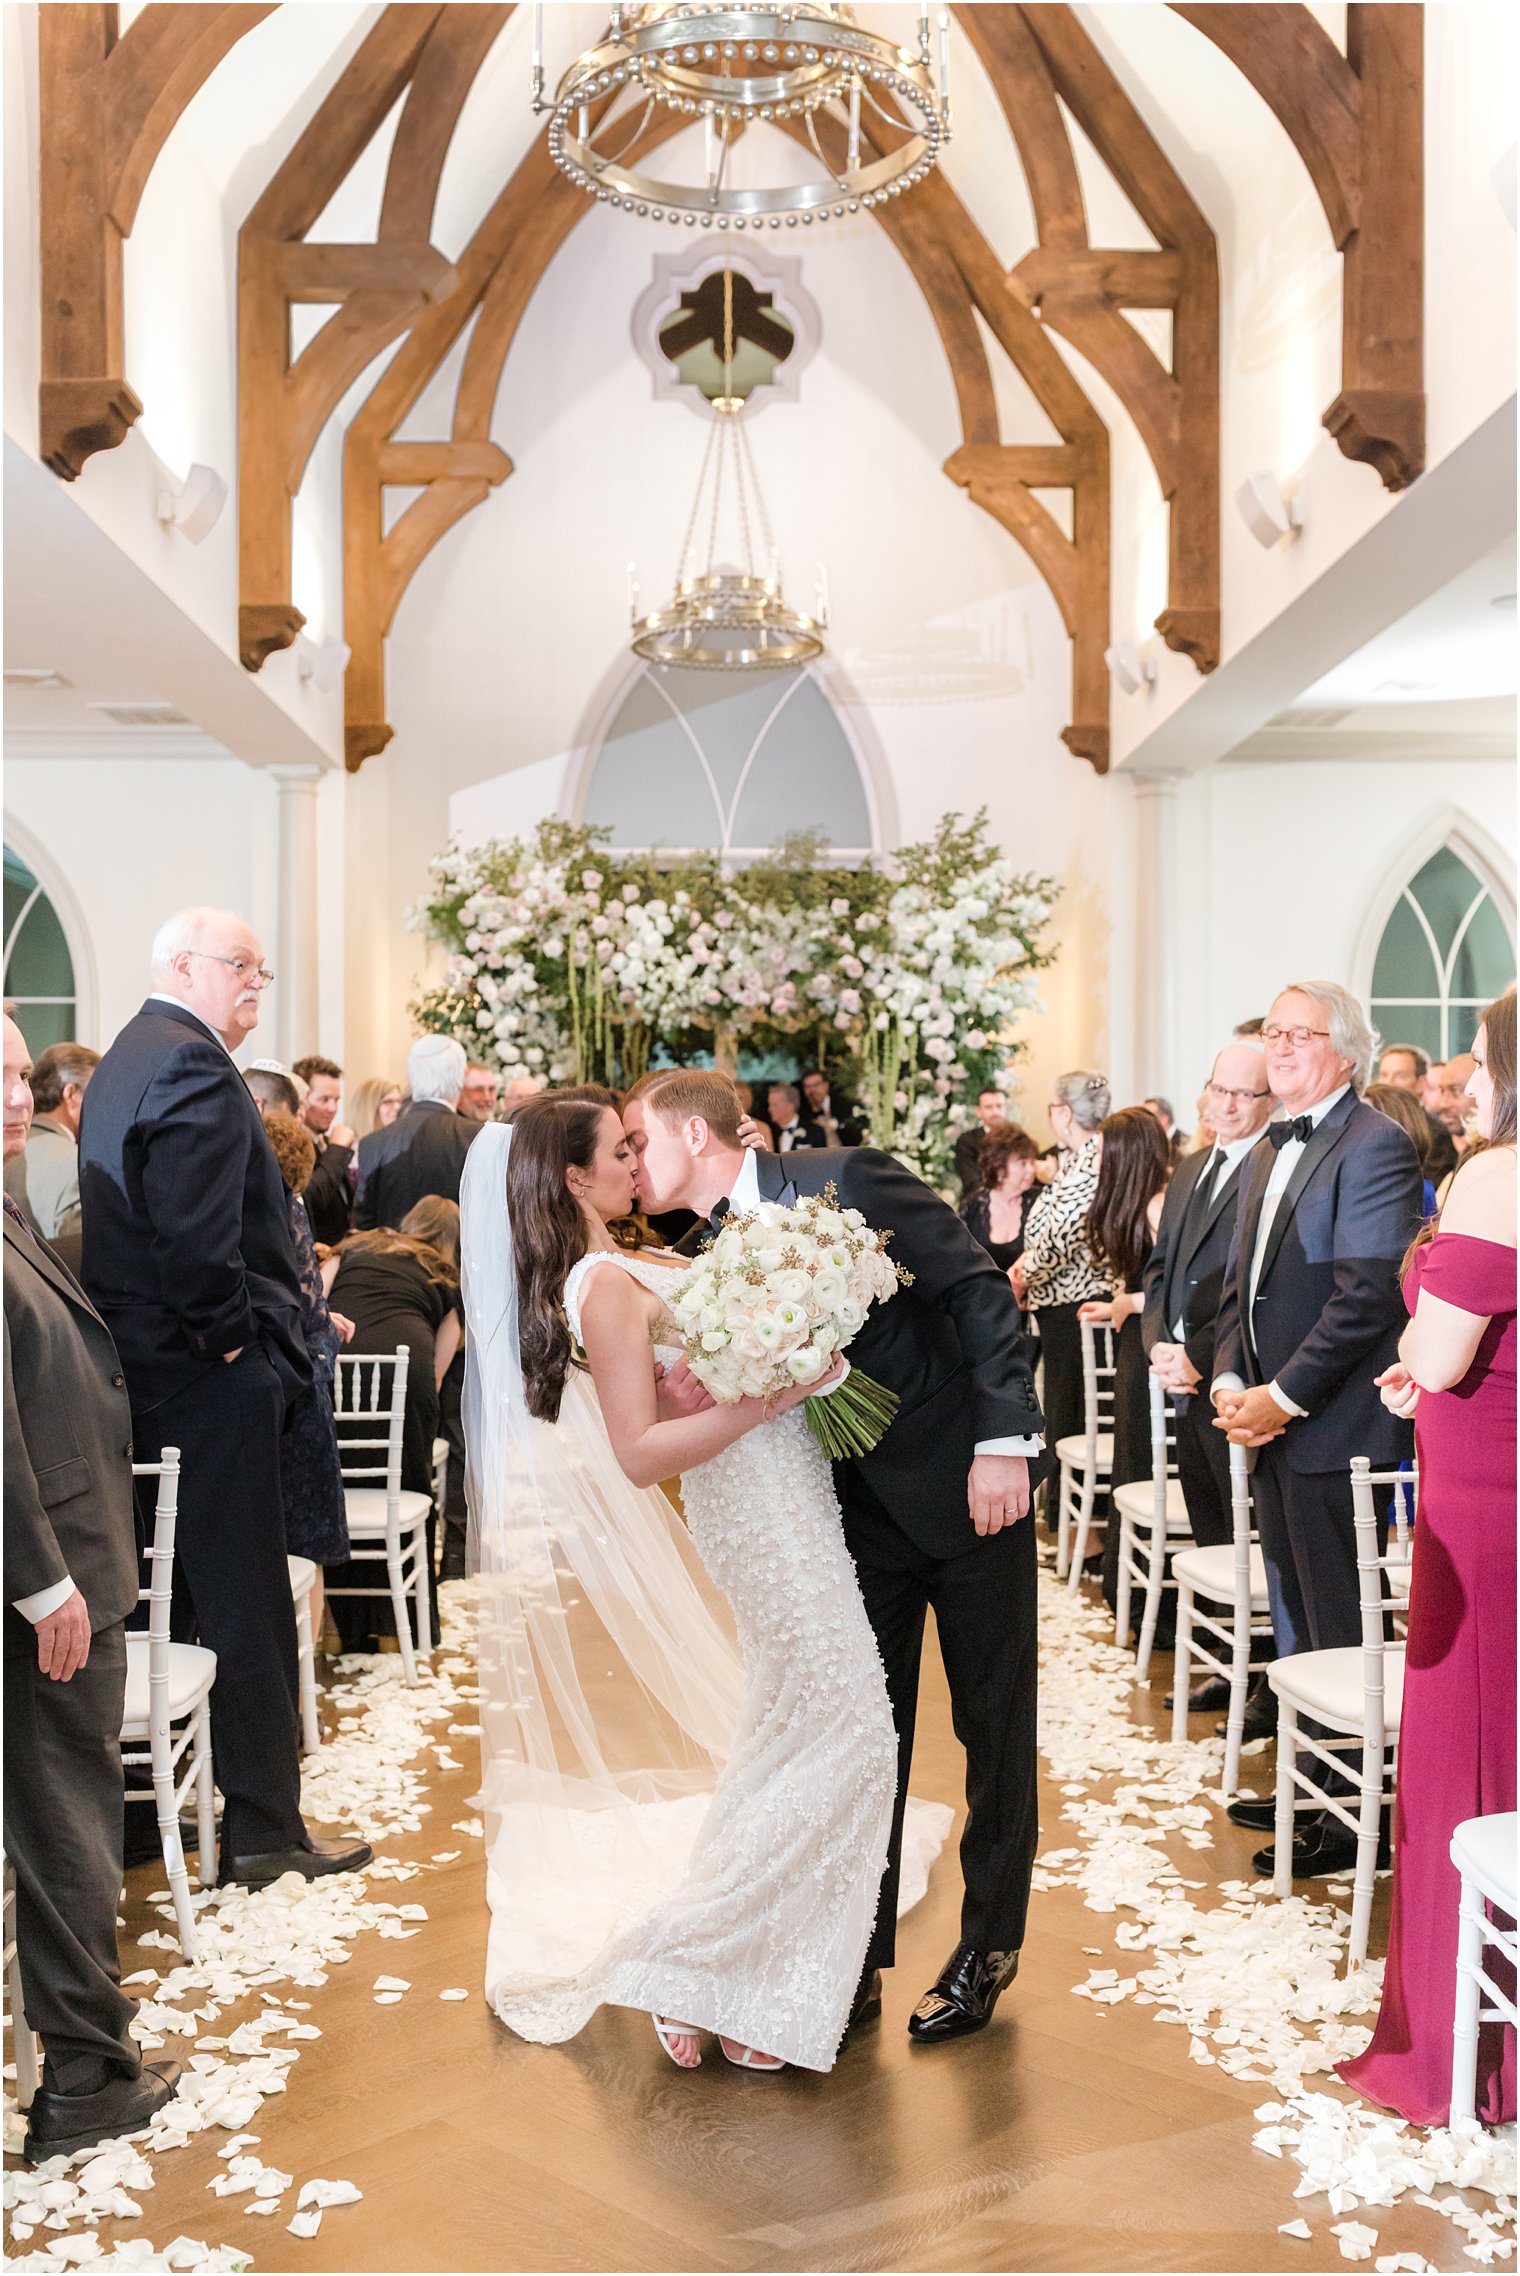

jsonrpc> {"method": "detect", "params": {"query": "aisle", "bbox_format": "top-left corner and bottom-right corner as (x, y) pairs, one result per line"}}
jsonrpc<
(5, 1575), (1512, 2274)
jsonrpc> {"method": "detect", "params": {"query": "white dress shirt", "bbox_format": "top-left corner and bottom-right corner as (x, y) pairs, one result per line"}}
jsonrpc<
(1214, 1085), (1350, 1419)
(723, 1148), (1042, 1459)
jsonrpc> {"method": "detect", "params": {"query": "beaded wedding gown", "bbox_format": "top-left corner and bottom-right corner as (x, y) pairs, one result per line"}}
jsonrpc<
(477, 1245), (939, 2072)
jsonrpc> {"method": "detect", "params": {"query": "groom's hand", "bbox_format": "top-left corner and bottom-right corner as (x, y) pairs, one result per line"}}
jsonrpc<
(968, 1454), (1030, 1537)
(654, 1357), (716, 1420)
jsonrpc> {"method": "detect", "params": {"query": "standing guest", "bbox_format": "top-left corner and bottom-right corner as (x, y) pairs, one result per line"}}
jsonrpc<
(958, 1123), (1038, 1304)
(457, 1062), (501, 1124)
(767, 1082), (826, 1153)
(293, 1055), (357, 1248)
(1012, 1071), (1112, 1509)
(1429, 1053), (1478, 1154)
(1339, 990), (1517, 2126)
(243, 1064), (300, 1117)
(800, 1068), (862, 1147)
(1143, 1095), (1190, 1166)
(3, 1012), (181, 2163)
(1190, 1088), (1219, 1153)
(3, 1041), (99, 1242)
(1213, 982), (1423, 1879)
(77, 907), (372, 1888)
(1366, 1082), (1442, 1217)
(351, 1075), (403, 1137)
(322, 1198), (462, 1650)
(1378, 1042), (1429, 1094)
(1077, 1108), (1171, 1609)
(1234, 1017), (1266, 1038)
(261, 1113), (351, 1634)
(954, 1086), (1009, 1199)
(354, 1036), (480, 1229)
(500, 1072), (546, 1118)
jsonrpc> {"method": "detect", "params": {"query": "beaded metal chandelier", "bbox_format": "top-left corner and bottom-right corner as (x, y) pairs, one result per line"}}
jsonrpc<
(532, 3), (951, 229)
(629, 271), (827, 667)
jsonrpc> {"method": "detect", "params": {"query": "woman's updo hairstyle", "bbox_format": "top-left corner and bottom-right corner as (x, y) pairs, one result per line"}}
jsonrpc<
(1053, 1069), (1111, 1133)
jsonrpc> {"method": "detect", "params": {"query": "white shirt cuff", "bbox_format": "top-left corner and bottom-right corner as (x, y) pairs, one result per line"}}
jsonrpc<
(1210, 1371), (1245, 1407)
(13, 1576), (77, 1624)
(975, 1436), (1044, 1458)
(1267, 1379), (1307, 1419)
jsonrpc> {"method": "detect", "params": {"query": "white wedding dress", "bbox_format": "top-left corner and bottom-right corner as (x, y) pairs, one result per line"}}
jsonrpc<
(480, 1245), (937, 2071)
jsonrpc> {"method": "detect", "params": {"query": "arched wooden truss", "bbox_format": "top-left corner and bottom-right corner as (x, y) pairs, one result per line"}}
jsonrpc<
(36, 3), (1425, 775)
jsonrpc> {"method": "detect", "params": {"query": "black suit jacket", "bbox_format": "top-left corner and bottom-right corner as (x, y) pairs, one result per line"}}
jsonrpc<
(77, 1000), (312, 1416)
(748, 1147), (1047, 1554)
(303, 1136), (354, 1247)
(353, 1101), (480, 1230)
(1213, 1091), (1421, 1474)
(1141, 1138), (1266, 1385)
(953, 1126), (984, 1199)
(767, 1116), (829, 1154)
(4, 1215), (140, 1656)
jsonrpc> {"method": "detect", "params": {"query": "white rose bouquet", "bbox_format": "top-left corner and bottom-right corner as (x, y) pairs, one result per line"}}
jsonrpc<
(669, 1186), (911, 1460)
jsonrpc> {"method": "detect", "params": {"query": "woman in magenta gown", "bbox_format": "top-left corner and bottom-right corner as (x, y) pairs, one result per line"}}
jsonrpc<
(1340, 990), (1517, 2127)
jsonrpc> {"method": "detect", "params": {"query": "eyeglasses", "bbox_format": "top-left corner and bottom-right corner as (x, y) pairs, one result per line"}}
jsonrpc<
(188, 952), (275, 987)
(1261, 1024), (1330, 1048)
(1207, 1082), (1271, 1105)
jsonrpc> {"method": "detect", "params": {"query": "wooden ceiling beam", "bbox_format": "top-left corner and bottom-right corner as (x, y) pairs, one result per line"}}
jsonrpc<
(1172, 2), (1424, 489)
(38, 2), (273, 480)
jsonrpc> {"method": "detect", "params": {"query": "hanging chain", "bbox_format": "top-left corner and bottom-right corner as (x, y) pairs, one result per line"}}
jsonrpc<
(722, 266), (735, 398)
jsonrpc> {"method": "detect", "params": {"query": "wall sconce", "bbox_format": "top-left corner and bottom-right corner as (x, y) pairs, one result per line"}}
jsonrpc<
(296, 636), (351, 693)
(156, 463), (228, 545)
(1104, 641), (1157, 695)
(1235, 469), (1302, 549)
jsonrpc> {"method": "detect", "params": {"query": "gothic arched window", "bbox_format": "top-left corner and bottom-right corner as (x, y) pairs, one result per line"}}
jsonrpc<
(4, 843), (78, 1053)
(1370, 842), (1515, 1061)
(581, 662), (874, 864)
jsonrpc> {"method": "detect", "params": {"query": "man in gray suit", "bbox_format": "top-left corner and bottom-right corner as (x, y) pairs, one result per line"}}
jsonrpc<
(3, 1011), (180, 2162)
(2, 1040), (99, 1241)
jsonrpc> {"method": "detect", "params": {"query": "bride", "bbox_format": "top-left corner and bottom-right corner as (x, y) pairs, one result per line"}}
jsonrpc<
(460, 1089), (922, 2073)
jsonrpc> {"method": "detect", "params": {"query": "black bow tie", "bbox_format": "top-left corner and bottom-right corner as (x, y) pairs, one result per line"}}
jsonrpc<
(1268, 1115), (1314, 1149)
(708, 1196), (732, 1232)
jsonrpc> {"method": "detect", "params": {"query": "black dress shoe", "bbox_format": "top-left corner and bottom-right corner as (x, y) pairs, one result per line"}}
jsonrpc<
(1217, 1685), (1278, 1743)
(907, 1943), (1018, 2045)
(846, 1969), (883, 2032)
(1252, 1821), (1390, 1881)
(23, 2061), (181, 2164)
(1226, 1795), (1278, 1832)
(122, 1816), (201, 1870)
(224, 1835), (373, 1888)
(1163, 1675), (1230, 1713)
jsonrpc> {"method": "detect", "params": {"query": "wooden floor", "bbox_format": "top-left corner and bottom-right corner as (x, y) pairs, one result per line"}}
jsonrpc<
(75, 1597), (1468, 2276)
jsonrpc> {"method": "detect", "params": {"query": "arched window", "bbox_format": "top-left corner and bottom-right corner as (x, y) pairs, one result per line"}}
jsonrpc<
(1370, 843), (1515, 1062)
(4, 843), (78, 1053)
(581, 661), (875, 864)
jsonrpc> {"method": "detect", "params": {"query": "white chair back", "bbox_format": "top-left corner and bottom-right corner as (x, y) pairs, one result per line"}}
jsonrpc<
(1146, 1369), (1180, 1515)
(1079, 1316), (1116, 1468)
(1349, 1455), (1416, 1755)
(334, 1348), (411, 1523)
(135, 1447), (183, 1751)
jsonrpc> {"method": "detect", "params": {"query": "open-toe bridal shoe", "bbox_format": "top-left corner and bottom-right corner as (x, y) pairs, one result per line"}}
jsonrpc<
(652, 2015), (703, 2067)
(718, 2037), (786, 2072)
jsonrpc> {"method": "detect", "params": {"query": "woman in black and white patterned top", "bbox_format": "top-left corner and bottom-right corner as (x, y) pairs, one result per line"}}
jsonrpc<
(1013, 1070), (1114, 1503)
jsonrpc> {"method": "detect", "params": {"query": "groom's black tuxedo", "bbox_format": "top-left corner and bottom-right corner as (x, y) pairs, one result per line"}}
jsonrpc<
(743, 1146), (1047, 1979)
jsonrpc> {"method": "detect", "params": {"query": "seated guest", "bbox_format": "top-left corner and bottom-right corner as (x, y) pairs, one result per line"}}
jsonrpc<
(3, 1041), (99, 1242)
(1012, 1071), (1112, 1506)
(262, 1113), (351, 1634)
(1213, 981), (1423, 1880)
(767, 1082), (826, 1152)
(1378, 1041), (1429, 1094)
(322, 1198), (462, 1649)
(354, 1037), (480, 1228)
(351, 1075), (403, 1137)
(958, 1122), (1038, 1303)
(457, 1062), (501, 1124)
(1340, 989), (1516, 2127)
(1234, 1017), (1266, 1038)
(800, 1068), (862, 1147)
(292, 1055), (357, 1247)
(244, 1062), (301, 1117)
(1145, 1042), (1275, 1718)
(954, 1086), (1009, 1199)
(1366, 1082), (1442, 1218)
(500, 1071), (545, 1119)
(4, 1011), (181, 2163)
(1076, 1107), (1170, 1609)
(1190, 1087), (1218, 1153)
(79, 908), (371, 1888)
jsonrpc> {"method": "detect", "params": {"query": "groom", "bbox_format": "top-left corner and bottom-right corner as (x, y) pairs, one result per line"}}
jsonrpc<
(626, 1069), (1049, 2046)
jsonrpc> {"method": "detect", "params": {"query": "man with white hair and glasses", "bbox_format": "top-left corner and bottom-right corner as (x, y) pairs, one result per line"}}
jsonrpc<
(77, 909), (372, 1887)
(1210, 982), (1423, 1881)
(353, 1033), (481, 1230)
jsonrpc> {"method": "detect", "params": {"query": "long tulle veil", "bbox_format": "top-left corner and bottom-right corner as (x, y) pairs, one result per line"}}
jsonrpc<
(459, 1122), (747, 2002)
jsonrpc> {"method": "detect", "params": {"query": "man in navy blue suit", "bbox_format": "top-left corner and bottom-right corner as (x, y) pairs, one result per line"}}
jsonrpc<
(78, 909), (371, 1888)
(1211, 981), (1421, 1881)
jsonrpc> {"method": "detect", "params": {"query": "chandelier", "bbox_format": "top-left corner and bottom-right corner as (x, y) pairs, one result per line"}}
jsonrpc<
(532, 3), (951, 227)
(629, 273), (827, 667)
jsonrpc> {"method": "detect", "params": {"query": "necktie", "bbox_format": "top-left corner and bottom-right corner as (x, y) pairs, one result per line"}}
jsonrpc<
(1268, 1115), (1313, 1149)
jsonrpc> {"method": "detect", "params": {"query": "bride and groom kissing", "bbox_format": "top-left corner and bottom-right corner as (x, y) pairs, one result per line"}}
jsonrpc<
(459, 1068), (1048, 2074)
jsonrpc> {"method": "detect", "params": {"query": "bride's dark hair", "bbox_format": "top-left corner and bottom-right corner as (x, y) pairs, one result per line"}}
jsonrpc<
(508, 1092), (611, 1423)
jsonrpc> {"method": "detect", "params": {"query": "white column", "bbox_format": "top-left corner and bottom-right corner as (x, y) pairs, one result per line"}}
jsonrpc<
(1131, 771), (1183, 1102)
(271, 766), (322, 1066)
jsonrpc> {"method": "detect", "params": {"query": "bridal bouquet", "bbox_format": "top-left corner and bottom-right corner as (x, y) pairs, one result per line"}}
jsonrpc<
(670, 1187), (910, 1459)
